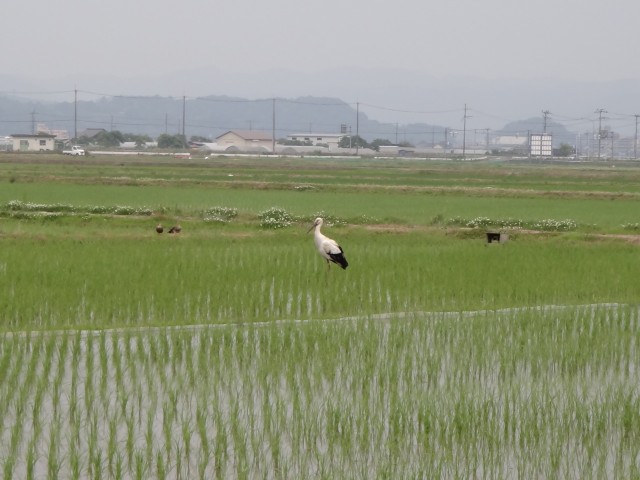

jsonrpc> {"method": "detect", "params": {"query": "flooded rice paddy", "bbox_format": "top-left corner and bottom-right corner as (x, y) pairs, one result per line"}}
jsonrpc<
(1, 304), (638, 479)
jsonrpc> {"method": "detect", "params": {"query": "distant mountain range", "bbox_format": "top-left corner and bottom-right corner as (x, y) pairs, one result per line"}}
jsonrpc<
(1, 67), (638, 146)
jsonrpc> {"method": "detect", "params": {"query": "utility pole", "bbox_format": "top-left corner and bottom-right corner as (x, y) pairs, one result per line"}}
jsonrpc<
(30, 109), (37, 134)
(74, 88), (78, 142)
(477, 128), (491, 152)
(542, 110), (551, 132)
(182, 95), (186, 141)
(635, 114), (639, 160)
(462, 104), (471, 159)
(355, 102), (360, 156)
(610, 131), (615, 159)
(595, 108), (607, 159)
(272, 98), (276, 153)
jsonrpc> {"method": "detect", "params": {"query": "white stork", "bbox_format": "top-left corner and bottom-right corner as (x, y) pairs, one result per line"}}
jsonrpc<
(307, 217), (348, 270)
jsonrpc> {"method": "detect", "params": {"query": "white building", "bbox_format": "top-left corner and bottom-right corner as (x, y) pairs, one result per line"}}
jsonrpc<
(10, 133), (56, 152)
(215, 130), (273, 152)
(529, 133), (553, 156)
(493, 135), (528, 147)
(286, 133), (343, 148)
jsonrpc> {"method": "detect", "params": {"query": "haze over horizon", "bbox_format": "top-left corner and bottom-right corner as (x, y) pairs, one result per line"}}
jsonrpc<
(2, 0), (639, 133)
(4, 0), (639, 81)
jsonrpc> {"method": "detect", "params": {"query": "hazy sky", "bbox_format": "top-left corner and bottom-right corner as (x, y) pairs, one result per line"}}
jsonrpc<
(3, 0), (639, 82)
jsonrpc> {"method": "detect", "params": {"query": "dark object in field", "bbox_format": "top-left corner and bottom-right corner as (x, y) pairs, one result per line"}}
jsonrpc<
(486, 232), (508, 244)
(156, 224), (164, 234)
(168, 225), (182, 234)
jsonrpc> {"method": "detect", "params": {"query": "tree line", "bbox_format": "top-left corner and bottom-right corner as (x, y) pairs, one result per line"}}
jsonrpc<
(79, 130), (416, 152)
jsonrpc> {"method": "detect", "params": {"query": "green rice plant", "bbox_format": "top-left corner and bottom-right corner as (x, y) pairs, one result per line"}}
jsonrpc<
(134, 451), (148, 480)
(99, 332), (109, 403)
(69, 429), (81, 480)
(25, 439), (36, 480)
(125, 409), (135, 468)
(162, 399), (174, 466)
(107, 416), (118, 478)
(2, 157), (640, 477)
(156, 451), (166, 479)
(145, 397), (157, 468)
(114, 452), (124, 480)
(0, 305), (638, 478)
(180, 416), (193, 476)
(2, 455), (15, 480)
(0, 338), (20, 421)
(47, 414), (62, 479)
(4, 156), (640, 230)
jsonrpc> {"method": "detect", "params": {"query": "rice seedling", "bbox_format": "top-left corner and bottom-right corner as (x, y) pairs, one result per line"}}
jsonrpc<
(2, 156), (640, 477)
(4, 157), (640, 231)
(2, 226), (639, 332)
(3, 304), (636, 478)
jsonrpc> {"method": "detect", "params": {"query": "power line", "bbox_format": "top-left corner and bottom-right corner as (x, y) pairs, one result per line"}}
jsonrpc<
(4, 88), (640, 155)
(0, 90), (74, 96)
(359, 102), (462, 115)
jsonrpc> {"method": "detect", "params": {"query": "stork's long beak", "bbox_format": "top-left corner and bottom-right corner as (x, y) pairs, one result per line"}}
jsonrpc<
(307, 220), (318, 233)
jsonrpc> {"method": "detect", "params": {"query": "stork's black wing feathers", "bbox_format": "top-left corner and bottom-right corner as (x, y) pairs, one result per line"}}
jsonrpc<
(328, 248), (348, 270)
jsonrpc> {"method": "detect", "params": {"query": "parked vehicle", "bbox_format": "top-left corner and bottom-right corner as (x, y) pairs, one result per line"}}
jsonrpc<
(62, 145), (85, 155)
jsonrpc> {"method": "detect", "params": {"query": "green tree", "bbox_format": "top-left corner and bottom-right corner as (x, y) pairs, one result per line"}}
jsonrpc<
(157, 134), (187, 149)
(94, 130), (125, 147)
(277, 138), (312, 146)
(338, 135), (369, 149)
(124, 133), (152, 147)
(557, 143), (574, 157)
